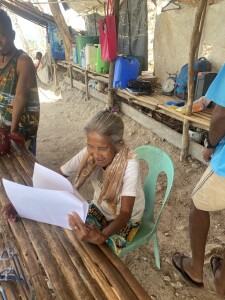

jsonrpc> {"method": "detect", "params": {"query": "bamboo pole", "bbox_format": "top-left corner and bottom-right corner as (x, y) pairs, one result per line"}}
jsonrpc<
(23, 220), (74, 299)
(180, 0), (208, 161)
(107, 0), (120, 108)
(54, 228), (107, 300)
(38, 224), (94, 300)
(99, 244), (151, 300)
(65, 231), (120, 300)
(65, 230), (151, 300)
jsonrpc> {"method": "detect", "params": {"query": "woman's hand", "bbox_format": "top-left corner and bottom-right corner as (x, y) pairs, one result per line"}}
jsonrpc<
(9, 132), (25, 144)
(68, 212), (106, 245)
(1, 202), (18, 222)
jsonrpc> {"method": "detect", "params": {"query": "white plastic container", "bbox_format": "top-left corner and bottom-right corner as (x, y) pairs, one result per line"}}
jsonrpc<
(85, 44), (98, 71)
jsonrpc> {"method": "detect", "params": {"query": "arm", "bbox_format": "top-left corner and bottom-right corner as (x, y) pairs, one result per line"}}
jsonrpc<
(68, 195), (135, 245)
(102, 196), (135, 239)
(11, 54), (36, 135)
(209, 104), (225, 145)
(203, 104), (225, 161)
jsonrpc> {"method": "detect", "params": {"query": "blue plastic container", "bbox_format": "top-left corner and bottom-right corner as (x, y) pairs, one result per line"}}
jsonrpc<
(48, 23), (65, 60)
(113, 57), (140, 89)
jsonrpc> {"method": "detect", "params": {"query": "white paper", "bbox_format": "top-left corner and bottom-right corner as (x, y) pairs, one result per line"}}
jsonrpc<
(2, 163), (89, 230)
(33, 163), (73, 193)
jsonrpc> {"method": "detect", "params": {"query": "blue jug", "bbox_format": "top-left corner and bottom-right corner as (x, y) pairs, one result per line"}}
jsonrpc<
(113, 57), (140, 89)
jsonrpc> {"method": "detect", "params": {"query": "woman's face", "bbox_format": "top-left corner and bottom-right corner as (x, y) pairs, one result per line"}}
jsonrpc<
(87, 131), (117, 167)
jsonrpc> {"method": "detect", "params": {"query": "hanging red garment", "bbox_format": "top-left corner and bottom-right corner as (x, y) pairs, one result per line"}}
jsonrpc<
(99, 0), (117, 62)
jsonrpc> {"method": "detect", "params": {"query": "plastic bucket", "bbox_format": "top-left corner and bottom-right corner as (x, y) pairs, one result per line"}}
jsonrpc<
(113, 56), (140, 89)
(75, 35), (99, 66)
(85, 44), (98, 71)
(96, 44), (109, 74)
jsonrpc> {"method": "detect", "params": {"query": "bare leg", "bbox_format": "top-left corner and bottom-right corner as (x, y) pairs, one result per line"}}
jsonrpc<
(214, 251), (225, 297)
(173, 201), (210, 282)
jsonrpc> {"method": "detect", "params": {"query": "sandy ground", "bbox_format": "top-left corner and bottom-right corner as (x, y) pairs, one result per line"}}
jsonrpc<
(36, 81), (224, 300)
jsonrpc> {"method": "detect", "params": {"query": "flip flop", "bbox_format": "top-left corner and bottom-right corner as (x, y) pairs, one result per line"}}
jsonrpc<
(172, 252), (204, 288)
(210, 256), (223, 277)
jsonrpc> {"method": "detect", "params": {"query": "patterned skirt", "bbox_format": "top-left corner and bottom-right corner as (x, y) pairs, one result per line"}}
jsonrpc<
(86, 203), (141, 255)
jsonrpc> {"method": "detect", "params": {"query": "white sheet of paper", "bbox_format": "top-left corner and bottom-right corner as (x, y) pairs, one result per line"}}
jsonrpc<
(2, 178), (89, 230)
(33, 163), (73, 193)
(33, 163), (87, 203)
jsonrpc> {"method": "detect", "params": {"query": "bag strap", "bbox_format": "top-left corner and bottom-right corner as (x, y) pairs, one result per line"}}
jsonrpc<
(106, 0), (114, 15)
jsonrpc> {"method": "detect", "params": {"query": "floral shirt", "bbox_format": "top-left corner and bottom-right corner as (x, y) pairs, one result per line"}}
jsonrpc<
(0, 49), (40, 140)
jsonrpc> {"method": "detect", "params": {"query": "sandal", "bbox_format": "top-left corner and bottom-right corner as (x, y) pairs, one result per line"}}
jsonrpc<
(172, 252), (204, 288)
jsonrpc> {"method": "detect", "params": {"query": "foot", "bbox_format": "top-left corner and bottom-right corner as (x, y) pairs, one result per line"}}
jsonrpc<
(172, 252), (204, 287)
(210, 256), (225, 298)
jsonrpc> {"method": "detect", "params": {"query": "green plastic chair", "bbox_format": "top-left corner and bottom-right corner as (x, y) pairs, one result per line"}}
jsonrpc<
(118, 145), (174, 269)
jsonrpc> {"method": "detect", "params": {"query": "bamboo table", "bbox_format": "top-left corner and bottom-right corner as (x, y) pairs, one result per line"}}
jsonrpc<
(0, 142), (151, 300)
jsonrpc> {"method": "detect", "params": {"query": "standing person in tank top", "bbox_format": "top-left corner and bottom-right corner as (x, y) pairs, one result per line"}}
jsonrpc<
(0, 9), (40, 156)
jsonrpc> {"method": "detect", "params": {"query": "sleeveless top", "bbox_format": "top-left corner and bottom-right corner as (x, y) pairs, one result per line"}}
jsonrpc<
(0, 49), (40, 140)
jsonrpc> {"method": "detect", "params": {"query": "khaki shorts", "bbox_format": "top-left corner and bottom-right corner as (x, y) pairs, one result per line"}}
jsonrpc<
(192, 166), (225, 212)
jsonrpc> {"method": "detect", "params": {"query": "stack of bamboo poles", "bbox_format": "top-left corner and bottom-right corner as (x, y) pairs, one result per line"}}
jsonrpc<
(0, 141), (151, 300)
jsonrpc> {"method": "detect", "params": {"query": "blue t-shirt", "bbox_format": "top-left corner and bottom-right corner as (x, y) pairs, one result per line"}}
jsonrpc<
(205, 64), (225, 177)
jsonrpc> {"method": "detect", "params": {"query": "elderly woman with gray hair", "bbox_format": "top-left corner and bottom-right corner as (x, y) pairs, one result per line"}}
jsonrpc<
(63, 110), (145, 255)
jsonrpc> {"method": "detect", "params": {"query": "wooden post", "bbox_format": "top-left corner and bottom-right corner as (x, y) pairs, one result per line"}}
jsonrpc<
(195, 4), (207, 59)
(107, 0), (120, 109)
(53, 60), (58, 88)
(69, 64), (73, 89)
(180, 0), (207, 161)
(85, 69), (89, 101)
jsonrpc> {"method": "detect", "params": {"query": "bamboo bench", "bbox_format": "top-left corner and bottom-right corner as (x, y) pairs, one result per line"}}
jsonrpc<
(0, 142), (151, 300)
(116, 89), (212, 131)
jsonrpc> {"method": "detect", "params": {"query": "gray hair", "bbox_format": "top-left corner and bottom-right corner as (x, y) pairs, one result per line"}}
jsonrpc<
(84, 110), (124, 148)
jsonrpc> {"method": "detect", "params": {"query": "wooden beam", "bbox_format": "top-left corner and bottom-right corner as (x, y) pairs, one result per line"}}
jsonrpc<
(69, 64), (73, 89)
(53, 61), (58, 88)
(180, 0), (208, 161)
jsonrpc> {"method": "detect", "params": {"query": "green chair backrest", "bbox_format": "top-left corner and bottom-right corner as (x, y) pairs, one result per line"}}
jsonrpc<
(135, 145), (174, 231)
